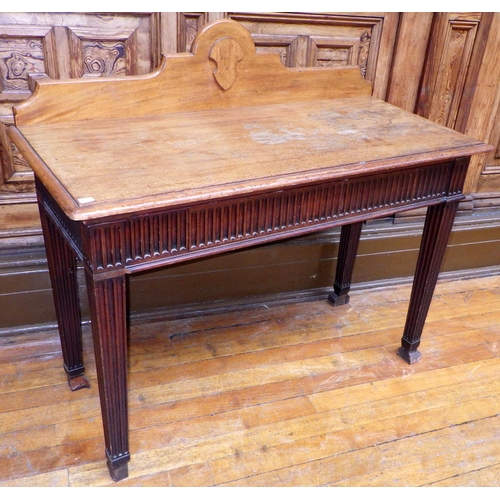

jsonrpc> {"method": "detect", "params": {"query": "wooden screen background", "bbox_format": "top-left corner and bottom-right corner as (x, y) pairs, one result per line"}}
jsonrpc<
(1, 12), (499, 332)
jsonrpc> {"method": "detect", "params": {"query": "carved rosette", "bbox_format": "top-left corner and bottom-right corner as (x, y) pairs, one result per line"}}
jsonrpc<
(0, 38), (45, 94)
(82, 41), (126, 77)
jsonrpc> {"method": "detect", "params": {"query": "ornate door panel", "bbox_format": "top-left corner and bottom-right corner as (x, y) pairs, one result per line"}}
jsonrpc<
(459, 13), (500, 201)
(416, 13), (482, 129)
(410, 12), (500, 199)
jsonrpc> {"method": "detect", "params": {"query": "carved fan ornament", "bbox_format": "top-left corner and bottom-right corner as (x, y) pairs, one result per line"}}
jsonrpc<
(209, 37), (244, 90)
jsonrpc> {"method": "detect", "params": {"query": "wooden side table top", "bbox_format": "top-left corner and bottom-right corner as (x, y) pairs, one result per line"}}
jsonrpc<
(11, 96), (489, 222)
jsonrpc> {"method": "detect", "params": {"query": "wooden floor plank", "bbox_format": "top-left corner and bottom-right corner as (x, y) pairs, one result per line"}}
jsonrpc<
(208, 380), (500, 485)
(0, 469), (69, 487)
(221, 411), (500, 487)
(0, 275), (499, 486)
(429, 463), (500, 486)
(330, 415), (500, 486)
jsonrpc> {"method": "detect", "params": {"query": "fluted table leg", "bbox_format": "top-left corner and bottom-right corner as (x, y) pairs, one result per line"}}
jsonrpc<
(39, 203), (89, 391)
(85, 270), (130, 481)
(328, 221), (363, 307)
(397, 200), (460, 364)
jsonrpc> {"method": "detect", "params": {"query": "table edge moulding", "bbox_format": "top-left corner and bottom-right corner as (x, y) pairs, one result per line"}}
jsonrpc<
(7, 19), (493, 481)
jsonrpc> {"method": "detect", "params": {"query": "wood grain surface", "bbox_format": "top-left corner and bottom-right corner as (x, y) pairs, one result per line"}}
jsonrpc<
(10, 97), (491, 221)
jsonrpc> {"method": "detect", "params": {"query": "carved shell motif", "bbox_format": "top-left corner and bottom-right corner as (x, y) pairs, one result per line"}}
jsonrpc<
(209, 37), (244, 91)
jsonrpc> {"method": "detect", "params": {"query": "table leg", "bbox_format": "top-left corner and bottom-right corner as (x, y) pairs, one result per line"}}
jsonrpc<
(39, 205), (89, 391)
(328, 221), (363, 306)
(397, 200), (460, 364)
(85, 270), (130, 481)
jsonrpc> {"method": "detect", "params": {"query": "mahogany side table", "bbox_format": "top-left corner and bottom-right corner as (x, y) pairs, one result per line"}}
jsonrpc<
(8, 19), (492, 481)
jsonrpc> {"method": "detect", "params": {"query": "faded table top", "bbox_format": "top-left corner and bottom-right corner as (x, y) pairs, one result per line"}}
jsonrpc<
(13, 96), (490, 221)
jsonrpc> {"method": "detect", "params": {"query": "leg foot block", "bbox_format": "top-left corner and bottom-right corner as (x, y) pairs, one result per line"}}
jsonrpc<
(327, 292), (350, 307)
(108, 461), (129, 482)
(106, 451), (130, 482)
(397, 346), (422, 365)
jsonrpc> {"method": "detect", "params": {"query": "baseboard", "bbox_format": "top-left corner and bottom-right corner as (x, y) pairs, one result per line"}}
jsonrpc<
(1, 209), (500, 336)
(2, 262), (499, 338)
(127, 262), (500, 325)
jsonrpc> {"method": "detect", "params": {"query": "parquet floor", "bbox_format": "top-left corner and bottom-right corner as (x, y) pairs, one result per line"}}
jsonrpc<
(1, 274), (500, 487)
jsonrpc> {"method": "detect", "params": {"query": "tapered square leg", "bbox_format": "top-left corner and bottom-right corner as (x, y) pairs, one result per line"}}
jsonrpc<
(397, 200), (460, 364)
(38, 197), (89, 391)
(85, 270), (130, 481)
(328, 221), (363, 307)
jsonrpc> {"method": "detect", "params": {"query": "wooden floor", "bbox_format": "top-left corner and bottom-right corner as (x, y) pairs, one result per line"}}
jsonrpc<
(1, 274), (500, 487)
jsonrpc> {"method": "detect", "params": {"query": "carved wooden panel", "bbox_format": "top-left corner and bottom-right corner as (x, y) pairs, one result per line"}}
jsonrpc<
(474, 14), (500, 196)
(417, 13), (481, 129)
(386, 13), (434, 112)
(0, 123), (33, 193)
(227, 12), (399, 98)
(176, 12), (211, 53)
(0, 24), (48, 197)
(490, 105), (500, 168)
(476, 97), (500, 194)
(446, 12), (500, 197)
(0, 12), (160, 198)
(0, 32), (46, 102)
(483, 98), (500, 173)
